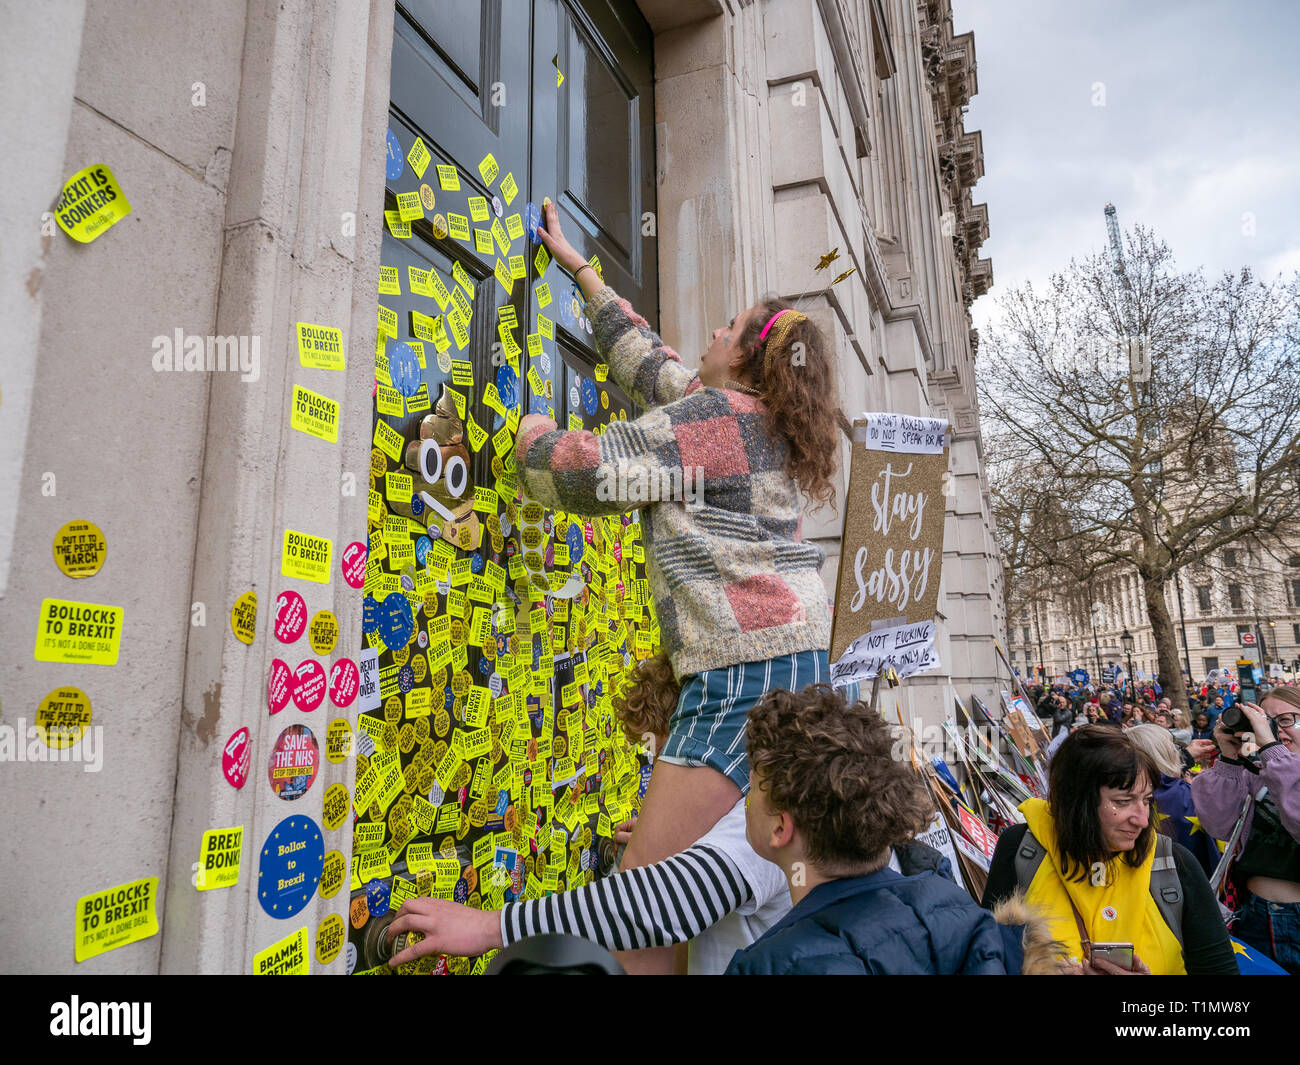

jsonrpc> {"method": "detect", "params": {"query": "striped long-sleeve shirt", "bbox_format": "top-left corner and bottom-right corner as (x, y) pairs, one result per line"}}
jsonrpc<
(500, 843), (751, 952)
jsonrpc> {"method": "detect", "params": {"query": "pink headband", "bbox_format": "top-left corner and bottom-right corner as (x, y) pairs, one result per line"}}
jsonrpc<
(758, 309), (794, 341)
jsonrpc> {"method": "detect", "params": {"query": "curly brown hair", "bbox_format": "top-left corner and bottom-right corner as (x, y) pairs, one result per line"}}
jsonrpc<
(746, 683), (935, 872)
(611, 651), (680, 748)
(735, 298), (852, 510)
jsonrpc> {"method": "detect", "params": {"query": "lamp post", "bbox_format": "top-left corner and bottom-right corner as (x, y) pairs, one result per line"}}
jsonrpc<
(1087, 574), (1104, 689)
(1172, 568), (1195, 688)
(1121, 627), (1136, 702)
(1034, 602), (1048, 686)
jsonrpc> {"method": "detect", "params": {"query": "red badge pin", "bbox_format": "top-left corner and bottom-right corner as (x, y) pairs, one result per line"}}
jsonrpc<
(292, 659), (327, 713)
(328, 658), (360, 708)
(222, 726), (251, 789)
(274, 590), (307, 643)
(341, 542), (367, 589)
(268, 658), (293, 714)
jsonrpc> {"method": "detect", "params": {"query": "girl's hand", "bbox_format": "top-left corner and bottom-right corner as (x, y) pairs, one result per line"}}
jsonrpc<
(1186, 738), (1218, 764)
(1240, 702), (1276, 749)
(536, 202), (586, 274)
(1213, 718), (1244, 759)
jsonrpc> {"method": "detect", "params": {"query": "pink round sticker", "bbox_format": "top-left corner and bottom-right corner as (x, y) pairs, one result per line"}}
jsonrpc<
(222, 726), (251, 789)
(341, 541), (367, 589)
(268, 658), (292, 714)
(328, 658), (360, 708)
(292, 659), (327, 713)
(274, 590), (307, 643)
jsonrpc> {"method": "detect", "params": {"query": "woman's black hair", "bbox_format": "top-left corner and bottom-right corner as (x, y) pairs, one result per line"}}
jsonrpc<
(1046, 725), (1159, 882)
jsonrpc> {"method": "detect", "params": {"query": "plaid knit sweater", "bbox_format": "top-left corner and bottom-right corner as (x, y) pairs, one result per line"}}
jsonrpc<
(516, 284), (831, 679)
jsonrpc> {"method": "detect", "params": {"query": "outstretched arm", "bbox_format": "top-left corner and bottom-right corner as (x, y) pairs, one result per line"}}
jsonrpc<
(385, 842), (754, 965)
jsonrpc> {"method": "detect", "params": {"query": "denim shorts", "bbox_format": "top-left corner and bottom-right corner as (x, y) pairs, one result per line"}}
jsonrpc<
(658, 649), (859, 794)
(1231, 894), (1300, 975)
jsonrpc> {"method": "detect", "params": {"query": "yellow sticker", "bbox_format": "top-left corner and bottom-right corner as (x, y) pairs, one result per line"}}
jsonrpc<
(34, 598), (123, 666)
(429, 213), (448, 240)
(494, 257), (513, 294)
(419, 183), (436, 211)
(326, 718), (353, 764)
(377, 304), (398, 338)
(36, 686), (92, 749)
(478, 153), (500, 186)
(309, 610), (339, 655)
(376, 384), (403, 417)
(474, 228), (494, 255)
(74, 877), (159, 962)
(505, 213), (524, 241)
(373, 418), (404, 462)
(281, 530), (333, 584)
(534, 243), (551, 276)
(468, 195), (490, 222)
(436, 164), (460, 191)
(290, 385), (339, 443)
(55, 164), (132, 243)
(319, 851), (346, 901)
(384, 210), (411, 238)
(322, 782), (350, 831)
(253, 926), (310, 975)
(316, 913), (345, 964)
(500, 172), (518, 205)
(396, 190), (423, 222)
(536, 281), (552, 308)
(52, 519), (107, 579)
(509, 254), (526, 279)
(196, 826), (243, 891)
(295, 322), (346, 370)
(407, 137), (431, 178)
(378, 265), (401, 294)
(448, 212), (470, 241)
(230, 590), (258, 644)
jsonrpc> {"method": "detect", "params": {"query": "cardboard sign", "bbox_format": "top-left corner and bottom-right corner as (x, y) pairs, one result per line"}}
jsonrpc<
(829, 416), (947, 682)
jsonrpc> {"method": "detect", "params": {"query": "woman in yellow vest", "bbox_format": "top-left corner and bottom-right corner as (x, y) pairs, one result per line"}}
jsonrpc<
(981, 726), (1238, 974)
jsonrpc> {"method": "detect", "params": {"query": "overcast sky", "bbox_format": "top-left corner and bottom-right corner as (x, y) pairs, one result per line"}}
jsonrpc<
(958, 0), (1300, 334)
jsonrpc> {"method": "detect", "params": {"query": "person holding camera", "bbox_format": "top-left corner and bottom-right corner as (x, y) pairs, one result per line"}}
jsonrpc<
(1190, 686), (1300, 973)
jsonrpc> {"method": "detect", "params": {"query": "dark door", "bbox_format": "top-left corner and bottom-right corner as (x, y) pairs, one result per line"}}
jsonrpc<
(352, 0), (656, 975)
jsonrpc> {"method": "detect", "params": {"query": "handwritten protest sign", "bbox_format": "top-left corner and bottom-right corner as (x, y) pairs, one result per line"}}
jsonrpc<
(830, 414), (948, 686)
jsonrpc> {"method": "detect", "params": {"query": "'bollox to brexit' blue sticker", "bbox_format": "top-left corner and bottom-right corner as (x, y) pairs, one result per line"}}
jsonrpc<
(389, 341), (421, 398)
(366, 877), (391, 917)
(638, 764), (653, 799)
(525, 201), (543, 245)
(581, 377), (598, 416)
(566, 522), (584, 564)
(495, 364), (519, 410)
(386, 130), (405, 181)
(258, 815), (324, 919)
(377, 592), (415, 648)
(362, 595), (379, 634)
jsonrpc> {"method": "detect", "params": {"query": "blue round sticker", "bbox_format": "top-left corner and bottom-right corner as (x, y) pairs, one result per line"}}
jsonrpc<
(386, 130), (405, 181)
(389, 341), (421, 398)
(525, 201), (543, 245)
(398, 665), (414, 692)
(581, 377), (598, 416)
(470, 551), (484, 575)
(362, 595), (378, 634)
(257, 815), (324, 919)
(366, 877), (391, 917)
(410, 493), (425, 517)
(496, 364), (519, 410)
(377, 592), (415, 648)
(566, 523), (584, 564)
(453, 878), (469, 904)
(415, 535), (432, 566)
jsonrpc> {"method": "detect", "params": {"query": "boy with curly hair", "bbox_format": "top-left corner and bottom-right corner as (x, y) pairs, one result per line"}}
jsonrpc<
(727, 684), (1024, 974)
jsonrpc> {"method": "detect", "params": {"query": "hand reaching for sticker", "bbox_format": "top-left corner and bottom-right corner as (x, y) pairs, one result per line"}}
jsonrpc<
(385, 898), (503, 966)
(535, 202), (586, 274)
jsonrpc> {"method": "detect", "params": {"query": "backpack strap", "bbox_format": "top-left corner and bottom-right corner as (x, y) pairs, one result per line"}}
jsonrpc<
(1013, 829), (1047, 892)
(1149, 834), (1184, 945)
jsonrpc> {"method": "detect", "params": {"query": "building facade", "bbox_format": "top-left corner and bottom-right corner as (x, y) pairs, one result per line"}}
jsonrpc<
(1, 0), (1002, 974)
(1009, 541), (1300, 690)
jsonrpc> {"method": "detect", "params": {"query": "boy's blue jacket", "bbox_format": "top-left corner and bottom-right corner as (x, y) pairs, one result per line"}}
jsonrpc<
(724, 844), (1023, 975)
